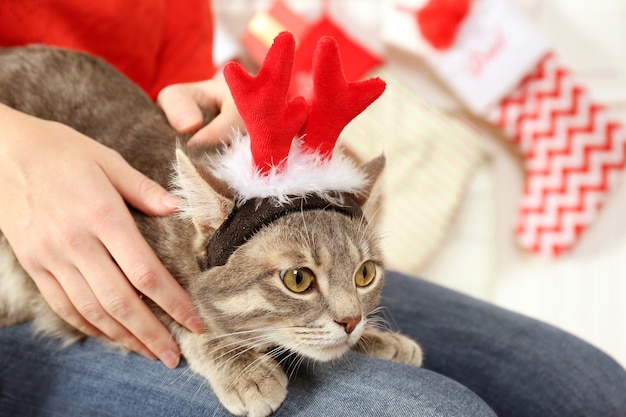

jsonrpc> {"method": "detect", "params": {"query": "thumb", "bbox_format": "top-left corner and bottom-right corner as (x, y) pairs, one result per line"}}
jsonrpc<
(105, 153), (180, 216)
(157, 84), (204, 133)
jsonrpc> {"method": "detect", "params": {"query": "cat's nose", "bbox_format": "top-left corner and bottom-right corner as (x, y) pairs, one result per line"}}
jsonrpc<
(336, 316), (361, 334)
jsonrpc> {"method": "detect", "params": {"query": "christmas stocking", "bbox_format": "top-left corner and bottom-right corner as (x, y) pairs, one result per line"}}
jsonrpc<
(385, 0), (626, 257)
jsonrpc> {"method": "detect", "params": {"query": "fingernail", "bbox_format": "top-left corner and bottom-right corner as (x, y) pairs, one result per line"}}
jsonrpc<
(185, 316), (205, 334)
(160, 349), (180, 369)
(162, 193), (181, 209)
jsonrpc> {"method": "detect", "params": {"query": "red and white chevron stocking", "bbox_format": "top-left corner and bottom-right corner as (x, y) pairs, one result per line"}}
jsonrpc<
(385, 0), (626, 257)
(489, 53), (626, 256)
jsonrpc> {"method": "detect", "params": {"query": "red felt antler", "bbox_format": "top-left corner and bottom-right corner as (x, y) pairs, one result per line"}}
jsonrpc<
(300, 36), (386, 157)
(224, 32), (385, 175)
(223, 32), (308, 173)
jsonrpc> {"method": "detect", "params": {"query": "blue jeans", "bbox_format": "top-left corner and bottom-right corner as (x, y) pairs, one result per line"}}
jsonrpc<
(1, 271), (624, 416)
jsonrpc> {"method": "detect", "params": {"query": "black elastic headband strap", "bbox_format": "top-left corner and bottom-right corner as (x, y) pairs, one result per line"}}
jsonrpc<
(202, 194), (363, 269)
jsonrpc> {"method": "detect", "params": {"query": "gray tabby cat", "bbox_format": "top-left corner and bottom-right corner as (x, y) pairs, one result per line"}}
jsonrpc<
(0, 46), (422, 417)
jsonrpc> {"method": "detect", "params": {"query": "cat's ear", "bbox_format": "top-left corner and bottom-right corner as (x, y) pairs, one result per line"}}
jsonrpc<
(351, 154), (385, 209)
(173, 148), (234, 234)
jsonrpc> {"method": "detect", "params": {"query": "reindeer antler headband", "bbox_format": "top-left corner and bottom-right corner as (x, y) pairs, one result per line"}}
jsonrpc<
(202, 32), (385, 268)
(214, 31), (385, 202)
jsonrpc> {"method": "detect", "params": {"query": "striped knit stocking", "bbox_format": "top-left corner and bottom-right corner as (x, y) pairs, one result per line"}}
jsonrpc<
(489, 53), (626, 256)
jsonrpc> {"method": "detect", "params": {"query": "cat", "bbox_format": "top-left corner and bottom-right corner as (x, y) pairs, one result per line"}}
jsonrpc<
(0, 45), (422, 417)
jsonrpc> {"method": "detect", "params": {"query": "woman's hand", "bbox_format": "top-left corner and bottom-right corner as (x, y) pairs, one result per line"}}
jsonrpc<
(157, 79), (245, 147)
(0, 104), (204, 368)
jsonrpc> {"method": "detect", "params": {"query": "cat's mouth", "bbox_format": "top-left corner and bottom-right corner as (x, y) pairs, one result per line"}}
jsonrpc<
(289, 329), (363, 362)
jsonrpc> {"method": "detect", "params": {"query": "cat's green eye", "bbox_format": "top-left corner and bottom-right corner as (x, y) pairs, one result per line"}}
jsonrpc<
(355, 260), (376, 287)
(280, 268), (315, 293)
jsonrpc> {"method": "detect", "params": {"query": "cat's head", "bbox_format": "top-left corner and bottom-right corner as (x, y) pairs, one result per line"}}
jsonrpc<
(173, 148), (385, 361)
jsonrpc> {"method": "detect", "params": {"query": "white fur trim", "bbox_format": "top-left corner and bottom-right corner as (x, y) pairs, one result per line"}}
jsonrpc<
(212, 133), (368, 205)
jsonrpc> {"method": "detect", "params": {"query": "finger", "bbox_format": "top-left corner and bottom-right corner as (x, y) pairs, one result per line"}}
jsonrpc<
(36, 264), (157, 361)
(33, 269), (104, 339)
(73, 240), (182, 367)
(103, 150), (180, 216)
(53, 261), (156, 358)
(96, 137), (202, 338)
(157, 84), (204, 133)
(187, 112), (238, 147)
(103, 220), (204, 334)
(88, 186), (204, 336)
(188, 88), (245, 147)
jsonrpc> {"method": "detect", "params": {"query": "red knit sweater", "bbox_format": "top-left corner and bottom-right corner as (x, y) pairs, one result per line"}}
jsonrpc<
(0, 0), (215, 99)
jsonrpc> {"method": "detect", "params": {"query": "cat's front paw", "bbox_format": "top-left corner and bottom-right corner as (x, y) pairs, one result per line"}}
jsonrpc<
(381, 332), (423, 367)
(212, 353), (289, 417)
(357, 327), (423, 367)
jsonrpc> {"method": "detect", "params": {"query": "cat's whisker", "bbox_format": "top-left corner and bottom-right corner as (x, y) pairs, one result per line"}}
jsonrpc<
(191, 379), (212, 406)
(356, 333), (376, 353)
(264, 345), (286, 358)
(205, 332), (270, 351)
(355, 192), (383, 247)
(196, 336), (276, 372)
(168, 365), (199, 387)
(366, 320), (392, 333)
(200, 326), (295, 371)
(204, 328), (278, 345)
(299, 204), (315, 252)
(367, 306), (390, 323)
(208, 330), (267, 347)
(279, 350), (305, 380)
(280, 353), (298, 378)
(368, 305), (386, 315)
(203, 325), (288, 346)
(204, 345), (273, 381)
(266, 346), (295, 378)
(357, 206), (381, 247)
(207, 336), (277, 367)
(221, 347), (285, 393)
(289, 353), (317, 378)
(355, 211), (368, 242)
(361, 191), (383, 223)
(365, 318), (394, 333)
(368, 305), (400, 332)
